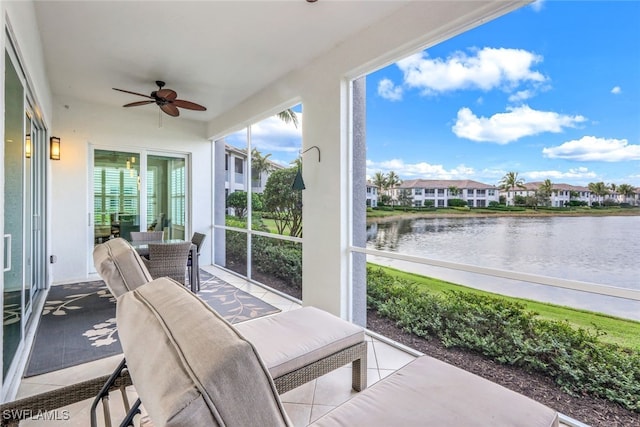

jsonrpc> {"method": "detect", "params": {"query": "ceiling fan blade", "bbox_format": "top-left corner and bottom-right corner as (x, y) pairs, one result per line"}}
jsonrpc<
(156, 89), (177, 100)
(113, 88), (153, 99)
(173, 99), (207, 111)
(123, 100), (155, 107)
(160, 103), (180, 117)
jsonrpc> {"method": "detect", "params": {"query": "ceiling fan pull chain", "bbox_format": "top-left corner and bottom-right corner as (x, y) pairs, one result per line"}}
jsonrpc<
(159, 108), (163, 128)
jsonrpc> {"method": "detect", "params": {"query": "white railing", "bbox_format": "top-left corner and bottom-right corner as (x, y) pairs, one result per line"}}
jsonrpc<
(351, 246), (640, 302)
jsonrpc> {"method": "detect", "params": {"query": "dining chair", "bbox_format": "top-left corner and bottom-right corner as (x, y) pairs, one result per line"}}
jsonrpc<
(188, 232), (206, 291)
(142, 241), (192, 285)
(130, 231), (164, 242)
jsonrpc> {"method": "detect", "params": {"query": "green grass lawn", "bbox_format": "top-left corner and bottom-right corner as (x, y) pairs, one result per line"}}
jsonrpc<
(259, 218), (286, 234)
(369, 264), (640, 350)
(366, 206), (640, 219)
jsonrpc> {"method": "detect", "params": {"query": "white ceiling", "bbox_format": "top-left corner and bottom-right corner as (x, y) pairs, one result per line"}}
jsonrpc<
(33, 1), (412, 122)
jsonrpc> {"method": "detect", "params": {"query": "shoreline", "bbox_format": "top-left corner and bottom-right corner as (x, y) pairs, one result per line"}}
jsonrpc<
(366, 208), (640, 223)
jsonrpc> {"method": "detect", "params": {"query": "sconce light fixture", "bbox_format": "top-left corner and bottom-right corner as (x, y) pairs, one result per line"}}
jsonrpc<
(292, 145), (321, 191)
(49, 136), (61, 160)
(25, 134), (31, 159)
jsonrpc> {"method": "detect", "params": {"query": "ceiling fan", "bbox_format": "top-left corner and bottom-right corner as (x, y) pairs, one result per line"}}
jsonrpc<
(113, 80), (206, 117)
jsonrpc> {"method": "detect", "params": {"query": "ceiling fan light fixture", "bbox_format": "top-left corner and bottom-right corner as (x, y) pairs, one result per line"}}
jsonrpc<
(113, 81), (207, 117)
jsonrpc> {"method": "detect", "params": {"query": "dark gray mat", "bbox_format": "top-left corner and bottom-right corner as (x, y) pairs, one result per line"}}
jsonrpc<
(24, 271), (280, 377)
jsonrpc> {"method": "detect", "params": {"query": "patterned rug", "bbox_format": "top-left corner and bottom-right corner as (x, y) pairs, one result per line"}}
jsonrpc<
(24, 270), (280, 377)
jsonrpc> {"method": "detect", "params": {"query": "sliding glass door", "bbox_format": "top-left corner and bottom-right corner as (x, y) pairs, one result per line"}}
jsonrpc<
(147, 155), (186, 240)
(92, 149), (188, 246)
(93, 150), (141, 243)
(3, 48), (47, 385)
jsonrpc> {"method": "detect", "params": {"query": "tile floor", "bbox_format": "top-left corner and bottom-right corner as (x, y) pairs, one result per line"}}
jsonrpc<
(15, 265), (419, 426)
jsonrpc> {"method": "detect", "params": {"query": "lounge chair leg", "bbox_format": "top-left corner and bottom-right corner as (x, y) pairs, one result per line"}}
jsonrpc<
(351, 342), (367, 391)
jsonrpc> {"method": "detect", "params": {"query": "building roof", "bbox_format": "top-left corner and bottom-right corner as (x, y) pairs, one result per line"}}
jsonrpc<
(515, 182), (590, 192)
(399, 179), (497, 190)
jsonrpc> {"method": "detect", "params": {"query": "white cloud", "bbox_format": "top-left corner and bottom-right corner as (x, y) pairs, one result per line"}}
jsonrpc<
(508, 90), (534, 102)
(366, 159), (474, 180)
(611, 86), (622, 94)
(524, 167), (597, 181)
(226, 113), (302, 157)
(377, 78), (403, 101)
(530, 0), (545, 12)
(452, 105), (587, 144)
(542, 136), (640, 162)
(396, 47), (546, 96)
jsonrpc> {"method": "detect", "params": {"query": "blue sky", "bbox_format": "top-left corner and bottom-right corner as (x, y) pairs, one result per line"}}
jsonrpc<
(228, 1), (639, 188)
(366, 0), (640, 187)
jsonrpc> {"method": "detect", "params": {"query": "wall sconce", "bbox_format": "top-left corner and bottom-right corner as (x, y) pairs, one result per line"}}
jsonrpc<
(49, 136), (61, 160)
(25, 134), (31, 159)
(292, 146), (321, 190)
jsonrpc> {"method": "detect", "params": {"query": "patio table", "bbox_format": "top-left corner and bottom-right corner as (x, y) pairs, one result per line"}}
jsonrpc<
(130, 239), (199, 293)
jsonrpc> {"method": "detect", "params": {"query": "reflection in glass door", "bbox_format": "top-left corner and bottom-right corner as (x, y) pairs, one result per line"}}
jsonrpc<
(92, 150), (188, 247)
(3, 50), (24, 379)
(93, 151), (141, 244)
(147, 155), (186, 240)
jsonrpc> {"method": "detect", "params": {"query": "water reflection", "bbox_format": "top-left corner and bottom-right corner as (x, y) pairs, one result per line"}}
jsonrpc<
(366, 216), (639, 290)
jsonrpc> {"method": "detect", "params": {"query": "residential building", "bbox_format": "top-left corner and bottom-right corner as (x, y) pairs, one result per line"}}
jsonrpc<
(398, 179), (500, 208)
(499, 182), (639, 207)
(224, 143), (283, 195)
(366, 182), (378, 208)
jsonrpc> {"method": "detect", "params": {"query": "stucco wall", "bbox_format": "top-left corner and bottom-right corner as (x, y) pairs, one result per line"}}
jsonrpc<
(49, 97), (211, 283)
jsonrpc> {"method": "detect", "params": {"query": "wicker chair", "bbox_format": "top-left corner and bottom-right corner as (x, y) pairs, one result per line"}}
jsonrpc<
(130, 231), (164, 242)
(187, 232), (206, 291)
(142, 241), (192, 285)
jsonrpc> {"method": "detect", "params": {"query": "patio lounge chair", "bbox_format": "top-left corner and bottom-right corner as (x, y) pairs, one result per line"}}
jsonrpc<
(89, 238), (366, 423)
(119, 277), (560, 427)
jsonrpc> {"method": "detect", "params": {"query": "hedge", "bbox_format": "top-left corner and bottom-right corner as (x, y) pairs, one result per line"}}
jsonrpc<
(367, 266), (640, 412)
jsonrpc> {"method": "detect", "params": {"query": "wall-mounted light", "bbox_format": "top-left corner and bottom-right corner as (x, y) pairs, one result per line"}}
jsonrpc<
(49, 136), (61, 160)
(292, 146), (321, 191)
(25, 134), (31, 159)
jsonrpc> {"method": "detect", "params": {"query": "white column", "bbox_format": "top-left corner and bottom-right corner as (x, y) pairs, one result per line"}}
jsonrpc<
(300, 77), (350, 319)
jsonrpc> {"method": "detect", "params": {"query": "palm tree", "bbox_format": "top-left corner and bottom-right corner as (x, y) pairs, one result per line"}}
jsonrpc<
(372, 172), (387, 195)
(277, 108), (299, 128)
(537, 179), (553, 207)
(448, 186), (460, 197)
(588, 181), (609, 206)
(386, 171), (402, 206)
(616, 183), (636, 204)
(251, 148), (275, 187)
(499, 172), (526, 206)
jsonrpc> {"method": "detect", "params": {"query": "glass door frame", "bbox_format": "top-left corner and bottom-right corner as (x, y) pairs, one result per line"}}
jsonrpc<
(88, 145), (190, 273)
(2, 39), (49, 397)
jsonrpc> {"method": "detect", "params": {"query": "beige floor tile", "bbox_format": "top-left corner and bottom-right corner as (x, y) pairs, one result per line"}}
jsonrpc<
(371, 339), (416, 371)
(17, 355), (123, 398)
(366, 340), (377, 369)
(312, 369), (359, 407)
(378, 368), (396, 380)
(309, 404), (336, 424)
(281, 380), (316, 405)
(366, 367), (381, 387)
(282, 402), (312, 427)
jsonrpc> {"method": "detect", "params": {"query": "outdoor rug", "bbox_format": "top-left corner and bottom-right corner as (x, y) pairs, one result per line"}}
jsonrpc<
(24, 270), (280, 377)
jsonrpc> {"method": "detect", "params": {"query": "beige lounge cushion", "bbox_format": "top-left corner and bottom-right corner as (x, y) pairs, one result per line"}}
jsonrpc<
(93, 238), (152, 297)
(237, 306), (365, 378)
(311, 355), (559, 427)
(117, 277), (292, 427)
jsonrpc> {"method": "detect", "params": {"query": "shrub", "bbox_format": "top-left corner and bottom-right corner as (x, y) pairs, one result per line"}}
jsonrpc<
(447, 198), (468, 207)
(252, 236), (302, 289)
(366, 266), (640, 411)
